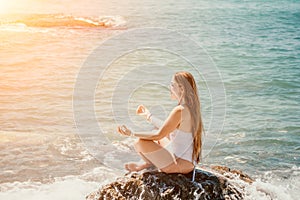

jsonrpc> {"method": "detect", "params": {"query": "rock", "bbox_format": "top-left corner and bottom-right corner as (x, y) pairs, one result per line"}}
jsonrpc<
(86, 166), (252, 200)
(211, 165), (253, 184)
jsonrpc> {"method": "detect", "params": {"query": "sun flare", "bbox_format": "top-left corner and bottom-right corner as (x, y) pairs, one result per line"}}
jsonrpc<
(0, 0), (10, 13)
(0, 0), (18, 14)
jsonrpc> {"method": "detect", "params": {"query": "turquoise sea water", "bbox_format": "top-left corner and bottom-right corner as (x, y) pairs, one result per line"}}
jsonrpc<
(0, 0), (299, 199)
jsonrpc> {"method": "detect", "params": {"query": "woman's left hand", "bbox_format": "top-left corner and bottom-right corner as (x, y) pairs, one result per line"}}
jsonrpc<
(117, 125), (132, 136)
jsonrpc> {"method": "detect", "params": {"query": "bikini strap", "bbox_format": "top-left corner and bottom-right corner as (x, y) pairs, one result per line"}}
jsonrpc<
(192, 167), (196, 182)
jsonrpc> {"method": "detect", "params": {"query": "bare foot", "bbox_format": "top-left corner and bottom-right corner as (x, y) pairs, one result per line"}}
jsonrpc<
(124, 162), (152, 172)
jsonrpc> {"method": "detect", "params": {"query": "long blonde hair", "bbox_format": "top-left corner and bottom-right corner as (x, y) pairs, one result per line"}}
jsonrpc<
(174, 71), (203, 163)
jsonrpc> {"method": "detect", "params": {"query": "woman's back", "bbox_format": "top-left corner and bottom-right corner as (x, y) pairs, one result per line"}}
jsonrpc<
(176, 105), (192, 133)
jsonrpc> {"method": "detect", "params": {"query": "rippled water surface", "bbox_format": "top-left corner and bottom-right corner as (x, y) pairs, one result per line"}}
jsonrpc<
(0, 0), (299, 199)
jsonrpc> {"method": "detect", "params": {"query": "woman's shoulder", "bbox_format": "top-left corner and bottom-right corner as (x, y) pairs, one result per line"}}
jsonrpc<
(169, 105), (183, 117)
(174, 104), (191, 112)
(173, 105), (191, 119)
(173, 105), (184, 112)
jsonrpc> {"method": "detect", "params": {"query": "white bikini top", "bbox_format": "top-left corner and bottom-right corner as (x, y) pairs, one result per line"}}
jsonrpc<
(170, 129), (194, 163)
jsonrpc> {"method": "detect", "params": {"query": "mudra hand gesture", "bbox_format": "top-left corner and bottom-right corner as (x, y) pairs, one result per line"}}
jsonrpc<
(117, 105), (152, 137)
(117, 125), (132, 136)
(136, 105), (152, 120)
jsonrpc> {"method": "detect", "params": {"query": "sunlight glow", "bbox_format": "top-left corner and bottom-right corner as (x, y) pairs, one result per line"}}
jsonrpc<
(0, 0), (10, 14)
(0, 0), (29, 14)
(0, 0), (13, 13)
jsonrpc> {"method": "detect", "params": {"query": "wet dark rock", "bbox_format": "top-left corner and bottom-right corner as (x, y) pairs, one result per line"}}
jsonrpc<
(87, 166), (252, 200)
(211, 165), (253, 184)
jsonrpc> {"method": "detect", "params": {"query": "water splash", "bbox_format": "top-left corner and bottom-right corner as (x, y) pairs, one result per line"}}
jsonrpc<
(0, 14), (126, 29)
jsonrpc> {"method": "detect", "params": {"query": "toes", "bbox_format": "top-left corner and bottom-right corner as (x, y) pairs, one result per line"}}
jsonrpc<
(126, 163), (138, 172)
(124, 164), (129, 171)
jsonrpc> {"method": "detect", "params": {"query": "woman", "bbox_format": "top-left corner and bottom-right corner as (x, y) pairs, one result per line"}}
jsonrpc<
(117, 71), (204, 174)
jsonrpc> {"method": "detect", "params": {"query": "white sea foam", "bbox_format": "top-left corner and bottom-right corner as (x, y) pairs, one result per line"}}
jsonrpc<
(0, 178), (99, 200)
(0, 166), (298, 200)
(226, 167), (300, 200)
(243, 175), (299, 200)
(0, 14), (127, 31)
(0, 166), (120, 200)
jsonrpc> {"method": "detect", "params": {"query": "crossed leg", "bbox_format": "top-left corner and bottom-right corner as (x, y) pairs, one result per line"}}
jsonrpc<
(125, 138), (193, 174)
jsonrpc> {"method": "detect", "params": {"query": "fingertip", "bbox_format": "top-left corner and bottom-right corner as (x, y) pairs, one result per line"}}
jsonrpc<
(117, 126), (121, 133)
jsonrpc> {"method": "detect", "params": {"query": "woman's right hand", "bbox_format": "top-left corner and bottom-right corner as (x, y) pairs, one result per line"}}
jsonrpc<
(117, 125), (132, 136)
(136, 105), (151, 120)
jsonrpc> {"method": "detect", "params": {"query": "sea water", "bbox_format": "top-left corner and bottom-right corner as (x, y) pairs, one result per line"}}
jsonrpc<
(0, 0), (299, 199)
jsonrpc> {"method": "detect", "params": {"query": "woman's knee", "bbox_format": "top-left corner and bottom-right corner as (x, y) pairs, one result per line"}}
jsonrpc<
(134, 138), (149, 152)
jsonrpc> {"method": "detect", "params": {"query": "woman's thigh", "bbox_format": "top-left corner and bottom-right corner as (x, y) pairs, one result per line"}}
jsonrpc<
(135, 139), (194, 174)
(135, 139), (176, 170)
(161, 158), (194, 174)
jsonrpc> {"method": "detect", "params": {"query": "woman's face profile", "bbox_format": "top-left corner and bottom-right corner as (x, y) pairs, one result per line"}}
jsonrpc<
(169, 76), (182, 100)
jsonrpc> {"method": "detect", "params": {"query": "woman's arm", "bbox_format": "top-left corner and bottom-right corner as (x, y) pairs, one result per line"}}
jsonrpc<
(134, 106), (183, 140)
(149, 115), (164, 129)
(136, 105), (163, 129)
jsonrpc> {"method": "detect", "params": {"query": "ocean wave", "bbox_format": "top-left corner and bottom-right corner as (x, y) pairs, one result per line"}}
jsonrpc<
(0, 166), (120, 200)
(0, 14), (126, 28)
(0, 166), (298, 200)
(247, 167), (300, 200)
(0, 178), (99, 200)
